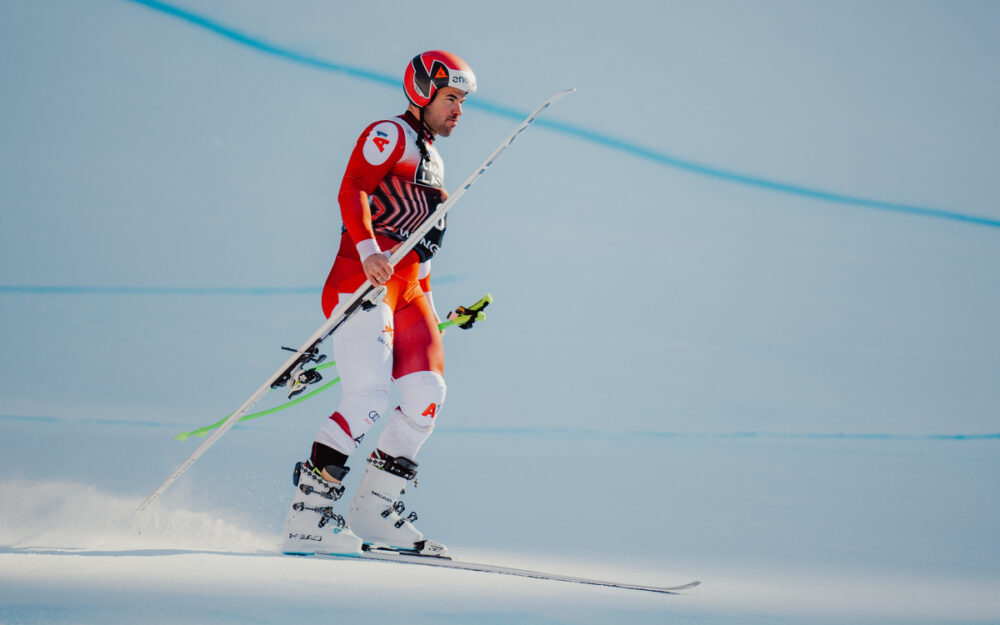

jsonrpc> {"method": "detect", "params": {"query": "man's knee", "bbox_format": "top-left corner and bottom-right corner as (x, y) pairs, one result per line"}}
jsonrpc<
(396, 371), (447, 429)
(375, 371), (446, 459)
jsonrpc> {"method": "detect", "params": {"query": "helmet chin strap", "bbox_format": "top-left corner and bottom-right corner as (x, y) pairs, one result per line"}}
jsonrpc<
(414, 93), (439, 161)
(421, 93), (440, 134)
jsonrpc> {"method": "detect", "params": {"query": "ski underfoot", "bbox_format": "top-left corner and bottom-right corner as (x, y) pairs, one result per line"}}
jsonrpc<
(307, 544), (701, 595)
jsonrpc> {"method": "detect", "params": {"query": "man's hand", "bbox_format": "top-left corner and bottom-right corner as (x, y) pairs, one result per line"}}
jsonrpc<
(363, 253), (393, 285)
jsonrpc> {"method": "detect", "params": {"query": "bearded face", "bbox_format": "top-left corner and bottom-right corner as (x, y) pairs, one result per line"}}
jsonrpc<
(422, 87), (466, 137)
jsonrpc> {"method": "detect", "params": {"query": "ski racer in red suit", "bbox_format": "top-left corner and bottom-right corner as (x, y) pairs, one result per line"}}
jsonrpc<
(282, 51), (477, 558)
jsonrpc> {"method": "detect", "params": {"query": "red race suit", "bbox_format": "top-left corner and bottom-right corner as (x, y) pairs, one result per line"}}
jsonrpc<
(321, 111), (447, 377)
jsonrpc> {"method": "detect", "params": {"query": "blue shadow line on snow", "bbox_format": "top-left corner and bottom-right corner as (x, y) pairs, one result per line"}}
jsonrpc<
(437, 426), (1000, 442)
(3, 414), (997, 442)
(0, 274), (464, 296)
(123, 0), (399, 88)
(533, 118), (1000, 229)
(121, 0), (1000, 231)
(0, 285), (319, 296)
(670, 431), (1000, 441)
(0, 414), (195, 429)
(0, 284), (321, 295)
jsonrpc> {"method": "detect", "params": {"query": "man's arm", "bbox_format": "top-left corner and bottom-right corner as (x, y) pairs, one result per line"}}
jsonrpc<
(337, 120), (405, 285)
(418, 260), (441, 325)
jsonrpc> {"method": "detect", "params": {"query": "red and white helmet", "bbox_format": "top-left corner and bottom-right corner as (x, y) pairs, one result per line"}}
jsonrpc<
(404, 50), (477, 108)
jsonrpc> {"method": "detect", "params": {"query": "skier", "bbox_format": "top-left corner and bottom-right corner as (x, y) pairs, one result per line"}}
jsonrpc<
(282, 50), (478, 557)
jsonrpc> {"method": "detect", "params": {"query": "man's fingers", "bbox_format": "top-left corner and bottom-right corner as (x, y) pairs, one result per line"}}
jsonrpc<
(363, 255), (394, 284)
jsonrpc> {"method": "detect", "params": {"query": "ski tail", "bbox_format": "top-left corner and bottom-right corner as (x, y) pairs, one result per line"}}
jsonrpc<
(329, 549), (700, 595)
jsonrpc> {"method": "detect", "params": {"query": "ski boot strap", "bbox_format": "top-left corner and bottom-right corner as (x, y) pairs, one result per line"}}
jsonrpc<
(309, 442), (351, 483)
(369, 450), (418, 480)
(294, 460), (350, 487)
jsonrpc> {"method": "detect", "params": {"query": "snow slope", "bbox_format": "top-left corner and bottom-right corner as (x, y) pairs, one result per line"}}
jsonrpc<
(2, 1), (999, 623)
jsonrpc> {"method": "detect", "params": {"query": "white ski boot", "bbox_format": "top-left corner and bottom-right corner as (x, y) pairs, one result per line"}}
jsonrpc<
(282, 461), (363, 556)
(346, 450), (449, 557)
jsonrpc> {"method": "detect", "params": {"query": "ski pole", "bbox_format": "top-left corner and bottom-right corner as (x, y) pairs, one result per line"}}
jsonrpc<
(173, 293), (493, 440)
(135, 90), (572, 515)
(174, 361), (341, 440)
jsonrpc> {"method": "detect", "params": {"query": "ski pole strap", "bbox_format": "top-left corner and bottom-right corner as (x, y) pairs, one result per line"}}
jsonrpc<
(174, 361), (342, 440)
(447, 293), (493, 330)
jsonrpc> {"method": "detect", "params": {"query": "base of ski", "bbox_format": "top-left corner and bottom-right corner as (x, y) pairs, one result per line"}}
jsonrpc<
(313, 547), (700, 595)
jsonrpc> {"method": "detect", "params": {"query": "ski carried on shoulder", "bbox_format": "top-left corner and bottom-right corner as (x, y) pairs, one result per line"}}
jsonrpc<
(320, 545), (700, 595)
(136, 89), (576, 515)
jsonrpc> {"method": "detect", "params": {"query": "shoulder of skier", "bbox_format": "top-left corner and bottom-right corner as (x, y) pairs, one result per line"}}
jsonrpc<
(343, 119), (407, 191)
(338, 119), (408, 245)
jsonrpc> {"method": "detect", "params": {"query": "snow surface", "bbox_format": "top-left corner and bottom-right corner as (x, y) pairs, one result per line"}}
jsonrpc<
(2, 1), (999, 623)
